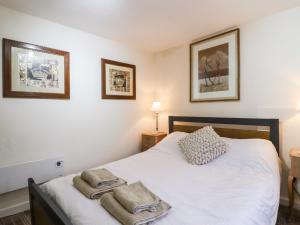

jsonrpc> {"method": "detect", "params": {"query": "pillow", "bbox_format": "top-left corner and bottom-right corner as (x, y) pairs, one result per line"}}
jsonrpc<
(154, 131), (188, 153)
(178, 126), (228, 165)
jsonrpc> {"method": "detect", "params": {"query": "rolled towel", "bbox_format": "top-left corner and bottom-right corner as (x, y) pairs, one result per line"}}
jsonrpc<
(101, 192), (171, 225)
(113, 181), (161, 214)
(81, 168), (119, 188)
(73, 176), (126, 199)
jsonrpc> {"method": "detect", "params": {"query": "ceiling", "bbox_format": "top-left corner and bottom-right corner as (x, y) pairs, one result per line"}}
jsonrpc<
(0, 0), (300, 52)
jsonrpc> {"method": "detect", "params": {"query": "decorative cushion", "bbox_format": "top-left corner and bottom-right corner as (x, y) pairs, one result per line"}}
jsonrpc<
(178, 126), (228, 165)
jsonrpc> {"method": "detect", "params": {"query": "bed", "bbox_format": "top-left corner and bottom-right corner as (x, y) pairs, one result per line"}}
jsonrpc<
(28, 116), (280, 225)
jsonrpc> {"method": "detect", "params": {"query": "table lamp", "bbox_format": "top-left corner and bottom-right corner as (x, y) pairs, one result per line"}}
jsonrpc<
(151, 101), (161, 132)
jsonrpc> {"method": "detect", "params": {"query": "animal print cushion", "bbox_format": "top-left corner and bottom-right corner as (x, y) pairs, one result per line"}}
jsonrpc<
(178, 126), (228, 165)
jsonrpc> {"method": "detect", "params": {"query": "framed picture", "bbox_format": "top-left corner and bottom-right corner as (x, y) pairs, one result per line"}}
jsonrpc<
(3, 39), (70, 99)
(101, 58), (136, 100)
(190, 29), (240, 102)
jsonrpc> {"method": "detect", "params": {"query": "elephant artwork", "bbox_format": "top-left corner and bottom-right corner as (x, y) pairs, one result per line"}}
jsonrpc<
(198, 43), (229, 93)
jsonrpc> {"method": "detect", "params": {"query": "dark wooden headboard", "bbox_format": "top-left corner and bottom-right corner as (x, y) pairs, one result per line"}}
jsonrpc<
(168, 116), (279, 153)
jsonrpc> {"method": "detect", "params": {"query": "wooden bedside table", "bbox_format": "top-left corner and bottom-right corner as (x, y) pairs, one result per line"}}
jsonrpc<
(288, 148), (300, 215)
(141, 132), (167, 152)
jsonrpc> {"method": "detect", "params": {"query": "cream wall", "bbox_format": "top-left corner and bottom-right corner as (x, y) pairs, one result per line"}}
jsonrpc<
(154, 7), (300, 206)
(0, 5), (156, 175)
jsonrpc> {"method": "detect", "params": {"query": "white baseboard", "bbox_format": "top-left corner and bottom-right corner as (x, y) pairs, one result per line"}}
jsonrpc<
(0, 201), (29, 218)
(280, 196), (300, 210)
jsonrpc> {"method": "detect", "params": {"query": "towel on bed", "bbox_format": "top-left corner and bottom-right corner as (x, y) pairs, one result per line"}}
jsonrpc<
(73, 176), (126, 199)
(81, 168), (120, 188)
(113, 181), (161, 214)
(101, 192), (171, 225)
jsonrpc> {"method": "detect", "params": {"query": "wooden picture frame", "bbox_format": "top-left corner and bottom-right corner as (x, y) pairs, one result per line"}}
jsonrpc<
(3, 39), (70, 99)
(101, 58), (136, 100)
(190, 29), (240, 102)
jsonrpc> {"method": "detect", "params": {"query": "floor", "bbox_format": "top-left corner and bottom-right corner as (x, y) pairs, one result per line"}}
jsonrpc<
(0, 211), (30, 225)
(276, 206), (300, 225)
(0, 206), (299, 225)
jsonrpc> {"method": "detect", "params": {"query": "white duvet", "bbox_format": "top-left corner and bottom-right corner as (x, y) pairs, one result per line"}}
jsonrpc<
(42, 132), (281, 225)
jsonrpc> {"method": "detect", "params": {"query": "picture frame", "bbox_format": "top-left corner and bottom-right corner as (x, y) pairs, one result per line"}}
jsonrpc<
(190, 29), (240, 102)
(101, 58), (136, 100)
(3, 39), (70, 99)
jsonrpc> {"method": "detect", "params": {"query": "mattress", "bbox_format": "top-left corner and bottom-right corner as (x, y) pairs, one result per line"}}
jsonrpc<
(42, 132), (281, 225)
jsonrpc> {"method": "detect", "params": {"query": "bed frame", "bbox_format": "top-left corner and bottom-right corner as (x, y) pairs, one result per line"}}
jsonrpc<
(28, 116), (279, 225)
(169, 116), (279, 153)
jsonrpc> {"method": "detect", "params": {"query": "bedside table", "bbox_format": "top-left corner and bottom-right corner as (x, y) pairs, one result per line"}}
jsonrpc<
(288, 148), (300, 214)
(141, 132), (167, 152)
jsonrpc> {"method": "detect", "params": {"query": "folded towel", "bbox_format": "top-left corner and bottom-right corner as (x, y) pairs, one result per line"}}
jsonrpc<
(73, 176), (126, 199)
(81, 168), (119, 188)
(114, 181), (161, 214)
(101, 192), (171, 225)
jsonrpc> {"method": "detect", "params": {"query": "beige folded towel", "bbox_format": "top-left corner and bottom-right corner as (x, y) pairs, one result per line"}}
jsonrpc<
(73, 176), (126, 199)
(101, 192), (171, 225)
(114, 181), (160, 214)
(81, 168), (119, 188)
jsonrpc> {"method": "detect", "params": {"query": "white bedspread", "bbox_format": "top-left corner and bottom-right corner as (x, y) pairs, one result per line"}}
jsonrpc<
(42, 132), (281, 225)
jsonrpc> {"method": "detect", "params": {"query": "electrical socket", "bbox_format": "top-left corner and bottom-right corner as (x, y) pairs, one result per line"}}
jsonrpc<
(55, 160), (64, 168)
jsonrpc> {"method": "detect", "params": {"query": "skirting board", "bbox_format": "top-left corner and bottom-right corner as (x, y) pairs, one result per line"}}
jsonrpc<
(280, 197), (300, 210)
(0, 201), (29, 218)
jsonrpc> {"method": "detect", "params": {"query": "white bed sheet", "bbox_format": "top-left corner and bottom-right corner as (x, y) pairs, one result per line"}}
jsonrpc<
(42, 132), (281, 225)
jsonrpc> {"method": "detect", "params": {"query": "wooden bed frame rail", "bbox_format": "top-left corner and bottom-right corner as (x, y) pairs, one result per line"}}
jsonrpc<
(169, 116), (279, 153)
(28, 116), (279, 225)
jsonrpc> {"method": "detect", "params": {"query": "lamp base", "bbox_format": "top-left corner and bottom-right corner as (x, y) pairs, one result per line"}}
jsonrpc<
(155, 112), (159, 132)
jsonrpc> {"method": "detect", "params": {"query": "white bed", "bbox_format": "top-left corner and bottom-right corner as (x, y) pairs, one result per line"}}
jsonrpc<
(42, 132), (281, 225)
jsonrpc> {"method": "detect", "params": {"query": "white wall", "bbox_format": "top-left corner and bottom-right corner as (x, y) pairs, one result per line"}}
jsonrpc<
(1, 3), (300, 214)
(154, 7), (300, 206)
(0, 5), (156, 175)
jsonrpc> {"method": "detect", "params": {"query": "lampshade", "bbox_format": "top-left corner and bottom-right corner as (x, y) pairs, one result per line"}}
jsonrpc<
(151, 101), (161, 112)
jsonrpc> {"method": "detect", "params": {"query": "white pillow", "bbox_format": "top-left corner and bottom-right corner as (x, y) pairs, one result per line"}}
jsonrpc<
(154, 131), (188, 154)
(178, 126), (228, 165)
